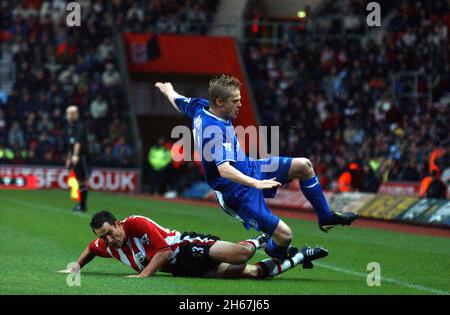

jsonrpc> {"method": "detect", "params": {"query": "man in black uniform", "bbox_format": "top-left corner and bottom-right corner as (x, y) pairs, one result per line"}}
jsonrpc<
(66, 105), (91, 212)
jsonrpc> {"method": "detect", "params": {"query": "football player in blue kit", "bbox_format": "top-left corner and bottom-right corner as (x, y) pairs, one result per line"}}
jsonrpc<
(155, 75), (357, 261)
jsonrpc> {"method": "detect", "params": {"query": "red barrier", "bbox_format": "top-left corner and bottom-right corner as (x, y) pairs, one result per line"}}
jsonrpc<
(0, 174), (38, 189)
(378, 182), (421, 197)
(378, 181), (449, 199)
(122, 33), (259, 151)
(0, 165), (140, 192)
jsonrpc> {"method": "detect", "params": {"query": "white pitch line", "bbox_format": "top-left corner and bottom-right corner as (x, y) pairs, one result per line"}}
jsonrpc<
(254, 252), (448, 295)
(314, 262), (449, 295)
(0, 196), (90, 217)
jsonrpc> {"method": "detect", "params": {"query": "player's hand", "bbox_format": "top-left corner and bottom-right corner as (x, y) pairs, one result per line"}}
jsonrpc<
(126, 274), (145, 278)
(252, 178), (282, 190)
(65, 159), (71, 168)
(71, 155), (79, 166)
(155, 82), (174, 96)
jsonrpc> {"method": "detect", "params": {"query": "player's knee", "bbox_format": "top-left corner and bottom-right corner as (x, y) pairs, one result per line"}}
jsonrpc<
(235, 246), (254, 264)
(294, 158), (314, 179)
(280, 230), (293, 245)
(229, 245), (254, 265)
(273, 225), (293, 246)
(282, 224), (293, 243)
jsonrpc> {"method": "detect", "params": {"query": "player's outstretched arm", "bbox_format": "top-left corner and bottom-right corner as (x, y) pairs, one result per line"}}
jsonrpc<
(127, 248), (173, 278)
(217, 162), (282, 189)
(57, 246), (96, 273)
(154, 82), (186, 113)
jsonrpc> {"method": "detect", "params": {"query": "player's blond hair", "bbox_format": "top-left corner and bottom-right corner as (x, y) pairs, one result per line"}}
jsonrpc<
(208, 74), (241, 107)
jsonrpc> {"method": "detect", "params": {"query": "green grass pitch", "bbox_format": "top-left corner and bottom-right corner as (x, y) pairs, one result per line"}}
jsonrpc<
(0, 189), (449, 295)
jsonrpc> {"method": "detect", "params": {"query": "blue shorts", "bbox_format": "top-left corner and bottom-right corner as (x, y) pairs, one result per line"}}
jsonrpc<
(215, 156), (293, 235)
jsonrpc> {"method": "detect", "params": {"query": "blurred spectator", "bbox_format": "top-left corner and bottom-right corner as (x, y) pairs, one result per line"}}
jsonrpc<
(398, 158), (421, 181)
(0, 89), (7, 106)
(126, 1), (144, 24)
(87, 133), (102, 158)
(425, 170), (447, 199)
(337, 168), (353, 192)
(8, 121), (25, 149)
(441, 168), (450, 187)
(419, 168), (437, 197)
(360, 163), (380, 192)
(90, 95), (108, 119)
(98, 145), (117, 167)
(429, 144), (446, 174)
(102, 63), (121, 88)
(147, 137), (172, 195)
(97, 38), (114, 62)
(0, 108), (7, 140)
(337, 163), (362, 192)
(108, 117), (127, 143)
(112, 136), (134, 167)
(0, 144), (14, 163)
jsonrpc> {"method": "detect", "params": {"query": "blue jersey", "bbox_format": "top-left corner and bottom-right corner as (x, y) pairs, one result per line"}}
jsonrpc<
(174, 96), (294, 235)
(175, 97), (255, 202)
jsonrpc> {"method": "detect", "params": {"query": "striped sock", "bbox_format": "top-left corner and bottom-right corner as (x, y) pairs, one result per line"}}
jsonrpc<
(240, 233), (270, 250)
(256, 252), (304, 277)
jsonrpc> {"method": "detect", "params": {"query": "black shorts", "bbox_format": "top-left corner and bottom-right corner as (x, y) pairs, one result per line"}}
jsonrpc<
(171, 232), (221, 277)
(73, 155), (91, 181)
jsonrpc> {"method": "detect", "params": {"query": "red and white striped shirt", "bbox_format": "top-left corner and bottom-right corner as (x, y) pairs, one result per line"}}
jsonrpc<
(88, 215), (182, 272)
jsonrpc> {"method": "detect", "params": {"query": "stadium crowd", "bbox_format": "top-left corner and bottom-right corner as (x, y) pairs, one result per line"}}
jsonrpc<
(1, 0), (448, 196)
(111, 0), (218, 35)
(244, 0), (449, 193)
(0, 0), (219, 169)
(0, 0), (220, 197)
(1, 0), (137, 167)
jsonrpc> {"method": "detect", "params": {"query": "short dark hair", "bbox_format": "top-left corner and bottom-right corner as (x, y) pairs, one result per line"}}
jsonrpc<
(90, 210), (117, 232)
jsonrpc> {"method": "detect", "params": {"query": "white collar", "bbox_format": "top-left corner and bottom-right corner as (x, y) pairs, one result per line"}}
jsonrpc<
(203, 108), (230, 124)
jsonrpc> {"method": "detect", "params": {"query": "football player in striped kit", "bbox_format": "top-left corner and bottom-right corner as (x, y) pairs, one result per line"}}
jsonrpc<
(58, 210), (328, 279)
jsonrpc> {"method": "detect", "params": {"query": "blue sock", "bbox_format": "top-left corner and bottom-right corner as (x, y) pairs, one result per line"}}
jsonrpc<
(264, 238), (289, 260)
(300, 176), (333, 222)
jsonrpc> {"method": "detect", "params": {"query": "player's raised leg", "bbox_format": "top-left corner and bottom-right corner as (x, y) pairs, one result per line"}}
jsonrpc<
(288, 158), (358, 232)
